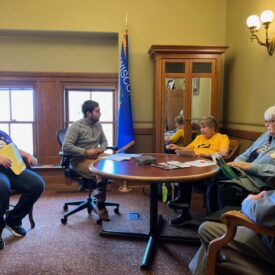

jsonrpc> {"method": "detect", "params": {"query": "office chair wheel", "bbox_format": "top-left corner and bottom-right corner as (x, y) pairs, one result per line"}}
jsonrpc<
(96, 219), (102, 225)
(63, 205), (68, 212)
(61, 217), (67, 224)
(114, 207), (119, 214)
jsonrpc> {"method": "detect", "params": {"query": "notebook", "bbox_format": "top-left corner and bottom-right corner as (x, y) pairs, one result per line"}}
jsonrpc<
(212, 153), (239, 179)
(0, 143), (26, 175)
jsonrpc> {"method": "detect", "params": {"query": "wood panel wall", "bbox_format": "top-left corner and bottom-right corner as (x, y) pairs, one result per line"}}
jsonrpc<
(0, 72), (118, 164)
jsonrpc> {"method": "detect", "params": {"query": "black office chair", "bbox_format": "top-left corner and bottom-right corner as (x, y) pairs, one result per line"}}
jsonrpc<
(56, 128), (119, 225)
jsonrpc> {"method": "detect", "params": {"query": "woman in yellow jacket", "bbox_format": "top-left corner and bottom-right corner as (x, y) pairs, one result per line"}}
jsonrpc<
(166, 116), (229, 226)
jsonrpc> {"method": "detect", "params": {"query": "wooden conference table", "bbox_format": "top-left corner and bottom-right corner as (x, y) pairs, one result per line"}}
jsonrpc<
(90, 153), (218, 270)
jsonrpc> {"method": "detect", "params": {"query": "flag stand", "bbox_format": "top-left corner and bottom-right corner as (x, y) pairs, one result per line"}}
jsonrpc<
(118, 181), (132, 192)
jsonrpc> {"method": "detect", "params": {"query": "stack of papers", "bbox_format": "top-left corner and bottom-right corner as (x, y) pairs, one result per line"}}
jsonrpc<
(101, 153), (141, 161)
(151, 162), (180, 170)
(166, 161), (192, 168)
(151, 160), (215, 170)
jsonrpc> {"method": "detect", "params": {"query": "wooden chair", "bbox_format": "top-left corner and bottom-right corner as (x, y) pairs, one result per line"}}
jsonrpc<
(206, 210), (275, 275)
(224, 139), (241, 162)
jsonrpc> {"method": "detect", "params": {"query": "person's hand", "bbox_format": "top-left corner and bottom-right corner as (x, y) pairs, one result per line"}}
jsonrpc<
(228, 161), (251, 171)
(166, 144), (176, 150)
(0, 155), (12, 169)
(85, 148), (103, 159)
(25, 155), (38, 166)
(246, 190), (266, 201)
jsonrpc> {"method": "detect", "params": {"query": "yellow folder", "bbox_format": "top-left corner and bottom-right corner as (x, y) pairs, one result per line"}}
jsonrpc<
(0, 143), (26, 175)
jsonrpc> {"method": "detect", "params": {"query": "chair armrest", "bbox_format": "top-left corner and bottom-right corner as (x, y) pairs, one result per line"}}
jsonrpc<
(107, 146), (119, 152)
(59, 151), (73, 167)
(221, 211), (275, 236)
(206, 210), (275, 275)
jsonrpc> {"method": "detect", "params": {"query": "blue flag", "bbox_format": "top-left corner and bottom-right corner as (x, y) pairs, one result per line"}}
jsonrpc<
(117, 31), (135, 151)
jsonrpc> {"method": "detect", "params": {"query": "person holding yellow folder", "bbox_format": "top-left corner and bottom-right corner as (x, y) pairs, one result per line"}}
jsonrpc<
(0, 130), (45, 250)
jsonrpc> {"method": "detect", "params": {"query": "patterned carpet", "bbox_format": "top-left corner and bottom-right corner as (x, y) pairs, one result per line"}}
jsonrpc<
(0, 187), (206, 275)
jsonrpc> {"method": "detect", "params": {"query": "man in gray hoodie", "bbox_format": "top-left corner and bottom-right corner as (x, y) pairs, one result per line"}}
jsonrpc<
(62, 100), (109, 221)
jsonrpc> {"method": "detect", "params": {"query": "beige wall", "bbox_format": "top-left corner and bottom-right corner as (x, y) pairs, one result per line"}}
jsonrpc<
(224, 0), (275, 133)
(0, 0), (227, 128)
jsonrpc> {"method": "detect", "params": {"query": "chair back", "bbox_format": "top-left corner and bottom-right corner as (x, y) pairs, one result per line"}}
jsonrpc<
(224, 139), (241, 162)
(56, 128), (67, 147)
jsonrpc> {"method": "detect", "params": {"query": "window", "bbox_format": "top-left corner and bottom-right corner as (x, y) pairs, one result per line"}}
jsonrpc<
(0, 87), (35, 154)
(65, 89), (116, 146)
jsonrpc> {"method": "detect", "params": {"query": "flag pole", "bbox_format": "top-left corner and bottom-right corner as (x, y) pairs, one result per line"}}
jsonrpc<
(118, 12), (132, 193)
(125, 12), (128, 31)
(118, 180), (132, 192)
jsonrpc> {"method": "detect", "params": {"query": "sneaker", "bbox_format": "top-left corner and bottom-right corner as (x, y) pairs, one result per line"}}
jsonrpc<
(5, 223), (27, 237)
(94, 205), (110, 221)
(0, 237), (4, 250)
(169, 212), (192, 227)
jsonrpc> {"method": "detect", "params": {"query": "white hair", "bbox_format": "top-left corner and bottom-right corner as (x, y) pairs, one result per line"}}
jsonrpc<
(264, 106), (275, 121)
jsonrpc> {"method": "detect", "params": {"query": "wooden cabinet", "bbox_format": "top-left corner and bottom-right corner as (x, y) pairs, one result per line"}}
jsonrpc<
(148, 45), (227, 152)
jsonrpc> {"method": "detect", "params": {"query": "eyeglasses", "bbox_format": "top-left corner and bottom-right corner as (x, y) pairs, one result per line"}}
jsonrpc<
(265, 120), (275, 124)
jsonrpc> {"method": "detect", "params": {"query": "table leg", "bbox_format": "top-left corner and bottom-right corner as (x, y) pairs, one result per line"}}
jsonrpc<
(100, 181), (199, 270)
(140, 183), (159, 270)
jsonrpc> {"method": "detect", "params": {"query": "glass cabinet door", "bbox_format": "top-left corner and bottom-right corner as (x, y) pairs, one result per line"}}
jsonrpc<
(191, 77), (212, 136)
(163, 61), (187, 150)
(190, 61), (215, 138)
(148, 45), (227, 153)
(164, 78), (185, 131)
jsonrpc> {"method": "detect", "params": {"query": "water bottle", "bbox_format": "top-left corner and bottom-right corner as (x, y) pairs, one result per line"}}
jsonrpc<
(162, 183), (168, 203)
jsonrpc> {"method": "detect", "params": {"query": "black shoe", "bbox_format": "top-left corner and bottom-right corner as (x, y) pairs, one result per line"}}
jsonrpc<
(95, 206), (110, 221)
(170, 196), (184, 204)
(0, 237), (4, 250)
(169, 212), (192, 227)
(5, 223), (27, 237)
(167, 198), (189, 209)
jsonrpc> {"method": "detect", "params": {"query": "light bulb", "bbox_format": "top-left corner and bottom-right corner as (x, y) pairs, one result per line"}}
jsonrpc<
(260, 10), (274, 23)
(246, 15), (261, 30)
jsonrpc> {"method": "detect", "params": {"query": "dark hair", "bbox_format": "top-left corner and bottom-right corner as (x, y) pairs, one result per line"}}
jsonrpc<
(82, 100), (99, 117)
(199, 116), (218, 130)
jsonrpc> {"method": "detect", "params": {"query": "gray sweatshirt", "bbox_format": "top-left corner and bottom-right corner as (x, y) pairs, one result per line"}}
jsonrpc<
(62, 118), (107, 156)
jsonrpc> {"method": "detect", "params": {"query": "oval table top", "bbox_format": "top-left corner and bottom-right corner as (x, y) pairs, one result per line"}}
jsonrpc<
(90, 153), (219, 183)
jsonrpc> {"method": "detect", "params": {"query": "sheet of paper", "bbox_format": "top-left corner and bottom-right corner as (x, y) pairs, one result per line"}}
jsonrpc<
(151, 162), (179, 170)
(0, 143), (26, 175)
(166, 161), (192, 168)
(185, 159), (216, 167)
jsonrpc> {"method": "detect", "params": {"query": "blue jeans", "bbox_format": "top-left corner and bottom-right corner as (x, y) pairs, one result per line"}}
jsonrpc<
(0, 169), (45, 233)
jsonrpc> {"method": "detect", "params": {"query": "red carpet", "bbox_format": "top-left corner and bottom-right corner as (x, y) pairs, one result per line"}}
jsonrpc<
(0, 187), (206, 274)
